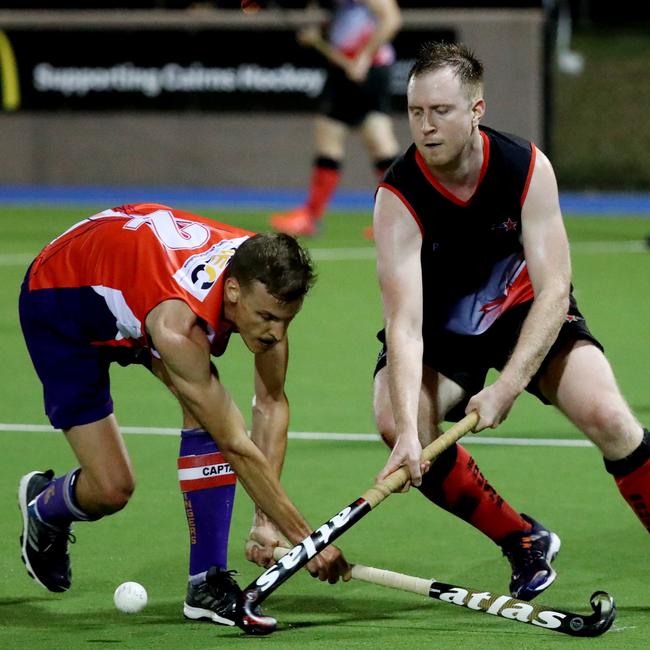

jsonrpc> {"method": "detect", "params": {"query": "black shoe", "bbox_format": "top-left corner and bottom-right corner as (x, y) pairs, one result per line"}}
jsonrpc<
(184, 567), (243, 626)
(18, 470), (74, 593)
(501, 513), (561, 601)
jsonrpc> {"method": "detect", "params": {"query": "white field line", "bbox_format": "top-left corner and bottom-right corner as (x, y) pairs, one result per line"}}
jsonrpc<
(0, 240), (645, 267)
(0, 422), (593, 447)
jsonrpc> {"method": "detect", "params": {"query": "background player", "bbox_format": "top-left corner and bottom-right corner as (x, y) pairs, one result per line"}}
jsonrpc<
(18, 203), (349, 627)
(270, 0), (401, 237)
(372, 41), (649, 599)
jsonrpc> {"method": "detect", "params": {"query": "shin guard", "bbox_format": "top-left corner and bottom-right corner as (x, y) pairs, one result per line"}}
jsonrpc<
(604, 429), (650, 532)
(419, 444), (530, 544)
(178, 429), (237, 578)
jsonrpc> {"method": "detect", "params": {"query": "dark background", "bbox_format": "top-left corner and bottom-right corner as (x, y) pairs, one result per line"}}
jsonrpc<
(1, 2), (649, 189)
(3, 1), (650, 26)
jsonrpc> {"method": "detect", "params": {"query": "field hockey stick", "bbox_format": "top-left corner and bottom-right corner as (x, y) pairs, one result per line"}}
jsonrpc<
(236, 411), (479, 635)
(272, 548), (616, 638)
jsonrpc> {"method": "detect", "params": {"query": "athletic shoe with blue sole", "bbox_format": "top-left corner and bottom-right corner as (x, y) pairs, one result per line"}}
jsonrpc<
(501, 513), (561, 601)
(18, 469), (74, 593)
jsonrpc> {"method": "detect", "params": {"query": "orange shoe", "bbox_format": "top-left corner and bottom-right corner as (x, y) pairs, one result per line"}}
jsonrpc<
(363, 226), (374, 241)
(270, 207), (319, 237)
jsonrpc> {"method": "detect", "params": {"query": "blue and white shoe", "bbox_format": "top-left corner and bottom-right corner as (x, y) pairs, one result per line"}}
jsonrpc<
(18, 470), (74, 593)
(501, 513), (561, 601)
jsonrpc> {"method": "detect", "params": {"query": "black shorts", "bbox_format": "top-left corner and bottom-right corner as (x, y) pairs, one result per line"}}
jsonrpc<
(319, 64), (392, 127)
(374, 296), (603, 421)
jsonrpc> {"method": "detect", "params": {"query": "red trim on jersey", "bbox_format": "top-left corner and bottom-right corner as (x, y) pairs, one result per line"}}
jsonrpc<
(478, 130), (490, 184)
(502, 265), (535, 311)
(177, 452), (226, 469)
(480, 264), (535, 317)
(414, 130), (490, 207)
(378, 182), (424, 235)
(520, 143), (537, 207)
(179, 475), (236, 492)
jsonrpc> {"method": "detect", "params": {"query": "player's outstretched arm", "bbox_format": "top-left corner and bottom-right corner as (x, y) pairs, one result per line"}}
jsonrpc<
(374, 187), (428, 487)
(246, 339), (292, 567)
(146, 299), (349, 582)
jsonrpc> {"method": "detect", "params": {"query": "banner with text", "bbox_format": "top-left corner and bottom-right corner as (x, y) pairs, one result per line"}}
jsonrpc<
(2, 27), (453, 111)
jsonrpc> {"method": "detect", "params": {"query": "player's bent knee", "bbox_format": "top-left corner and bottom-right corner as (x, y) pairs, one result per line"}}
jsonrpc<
(582, 402), (631, 435)
(375, 419), (396, 449)
(579, 401), (641, 453)
(373, 403), (396, 447)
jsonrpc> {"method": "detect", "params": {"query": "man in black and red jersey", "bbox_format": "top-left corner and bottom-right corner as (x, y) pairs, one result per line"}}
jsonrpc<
(372, 41), (649, 601)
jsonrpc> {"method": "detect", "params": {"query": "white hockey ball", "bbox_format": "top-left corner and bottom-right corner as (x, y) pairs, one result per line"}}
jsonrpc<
(113, 581), (148, 614)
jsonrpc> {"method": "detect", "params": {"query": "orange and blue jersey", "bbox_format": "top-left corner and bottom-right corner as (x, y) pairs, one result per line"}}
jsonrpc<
(19, 204), (253, 429)
(27, 203), (253, 356)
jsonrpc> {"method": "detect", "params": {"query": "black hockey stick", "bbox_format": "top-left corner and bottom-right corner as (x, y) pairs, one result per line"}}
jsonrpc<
(273, 548), (616, 638)
(235, 412), (479, 635)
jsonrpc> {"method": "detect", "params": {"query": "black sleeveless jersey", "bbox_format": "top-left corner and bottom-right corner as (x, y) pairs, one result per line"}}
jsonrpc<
(380, 125), (537, 336)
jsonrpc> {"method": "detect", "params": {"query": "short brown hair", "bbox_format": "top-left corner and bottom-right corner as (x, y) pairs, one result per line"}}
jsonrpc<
(409, 41), (483, 100)
(227, 232), (316, 303)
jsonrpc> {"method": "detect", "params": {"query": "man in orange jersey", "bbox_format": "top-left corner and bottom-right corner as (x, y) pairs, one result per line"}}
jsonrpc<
(18, 203), (348, 628)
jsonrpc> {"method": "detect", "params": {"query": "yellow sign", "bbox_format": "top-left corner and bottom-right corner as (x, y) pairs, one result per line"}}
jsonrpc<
(0, 31), (20, 111)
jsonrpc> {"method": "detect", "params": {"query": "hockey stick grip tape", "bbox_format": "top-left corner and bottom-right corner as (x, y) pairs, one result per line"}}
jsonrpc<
(273, 546), (432, 597)
(361, 411), (478, 507)
(349, 564), (432, 596)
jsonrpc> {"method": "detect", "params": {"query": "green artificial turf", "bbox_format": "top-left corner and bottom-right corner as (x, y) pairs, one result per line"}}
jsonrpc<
(0, 206), (648, 648)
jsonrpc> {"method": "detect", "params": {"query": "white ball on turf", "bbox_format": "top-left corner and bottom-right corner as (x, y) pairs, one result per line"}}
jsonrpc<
(113, 581), (148, 614)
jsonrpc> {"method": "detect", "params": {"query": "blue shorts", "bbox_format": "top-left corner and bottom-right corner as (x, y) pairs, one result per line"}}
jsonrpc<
(19, 270), (149, 430)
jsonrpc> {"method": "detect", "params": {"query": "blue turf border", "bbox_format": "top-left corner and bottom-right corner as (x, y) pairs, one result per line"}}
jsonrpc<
(0, 185), (649, 216)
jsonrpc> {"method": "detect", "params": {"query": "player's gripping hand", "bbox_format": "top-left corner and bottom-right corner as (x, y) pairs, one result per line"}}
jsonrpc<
(245, 519), (291, 568)
(376, 432), (430, 490)
(466, 379), (518, 432)
(305, 545), (351, 584)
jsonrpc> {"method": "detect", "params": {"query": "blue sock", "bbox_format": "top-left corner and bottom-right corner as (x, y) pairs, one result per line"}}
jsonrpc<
(178, 428), (237, 581)
(31, 468), (99, 527)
